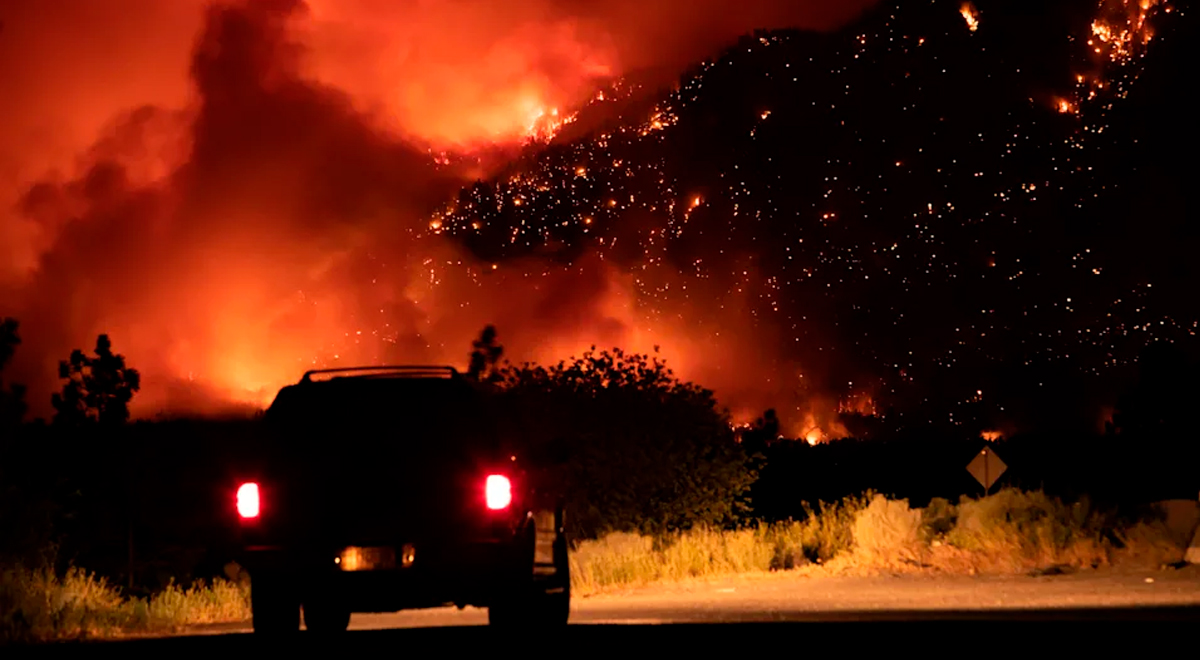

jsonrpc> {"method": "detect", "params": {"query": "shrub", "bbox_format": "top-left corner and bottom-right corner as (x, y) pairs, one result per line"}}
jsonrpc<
(852, 495), (924, 566)
(0, 566), (143, 643)
(921, 497), (957, 541)
(145, 578), (250, 627)
(566, 488), (1191, 594)
(492, 348), (756, 539)
(944, 489), (1111, 572)
(765, 494), (872, 567)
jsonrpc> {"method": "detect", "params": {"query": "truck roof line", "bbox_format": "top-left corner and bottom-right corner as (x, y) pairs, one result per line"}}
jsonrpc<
(298, 366), (461, 383)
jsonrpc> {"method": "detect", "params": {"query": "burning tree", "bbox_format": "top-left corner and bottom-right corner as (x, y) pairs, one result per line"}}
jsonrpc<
(51, 334), (141, 428)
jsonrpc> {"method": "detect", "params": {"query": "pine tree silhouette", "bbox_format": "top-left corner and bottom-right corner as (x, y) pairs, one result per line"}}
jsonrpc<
(51, 334), (140, 427)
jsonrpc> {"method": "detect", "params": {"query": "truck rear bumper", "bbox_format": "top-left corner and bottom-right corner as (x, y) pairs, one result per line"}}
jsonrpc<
(236, 540), (524, 611)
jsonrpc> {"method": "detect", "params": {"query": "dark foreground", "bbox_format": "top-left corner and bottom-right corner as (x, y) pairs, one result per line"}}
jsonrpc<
(16, 607), (1200, 656)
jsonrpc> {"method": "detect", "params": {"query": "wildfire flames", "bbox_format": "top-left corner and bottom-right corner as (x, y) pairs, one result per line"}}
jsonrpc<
(1061, 0), (1172, 115)
(803, 426), (833, 445)
(0, 0), (877, 422)
(1089, 0), (1166, 65)
(526, 107), (580, 145)
(0, 0), (1177, 437)
(960, 3), (980, 32)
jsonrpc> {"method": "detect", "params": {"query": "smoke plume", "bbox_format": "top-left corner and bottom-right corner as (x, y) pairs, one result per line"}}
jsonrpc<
(0, 0), (873, 428)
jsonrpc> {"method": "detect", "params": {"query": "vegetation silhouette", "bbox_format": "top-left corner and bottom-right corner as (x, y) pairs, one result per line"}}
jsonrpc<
(0, 318), (1196, 592)
(51, 334), (141, 428)
(0, 318), (27, 427)
(466, 324), (504, 384)
(471, 326), (755, 540)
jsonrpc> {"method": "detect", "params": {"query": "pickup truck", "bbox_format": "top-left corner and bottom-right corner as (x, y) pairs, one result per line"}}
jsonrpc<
(230, 366), (570, 632)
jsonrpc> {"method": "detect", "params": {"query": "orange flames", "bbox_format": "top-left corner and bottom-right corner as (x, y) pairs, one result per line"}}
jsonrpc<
(960, 3), (980, 32)
(292, 0), (616, 150)
(0, 0), (878, 421)
(1063, 0), (1172, 116)
(839, 393), (878, 417)
(1088, 0), (1164, 65)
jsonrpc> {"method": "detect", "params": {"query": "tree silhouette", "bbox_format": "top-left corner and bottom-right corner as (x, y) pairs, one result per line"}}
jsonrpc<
(467, 325), (504, 384)
(739, 408), (779, 457)
(0, 318), (17, 370)
(51, 334), (141, 427)
(0, 317), (27, 426)
(490, 346), (755, 539)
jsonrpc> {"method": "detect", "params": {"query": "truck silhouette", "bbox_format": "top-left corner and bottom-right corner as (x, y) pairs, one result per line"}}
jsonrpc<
(230, 366), (569, 632)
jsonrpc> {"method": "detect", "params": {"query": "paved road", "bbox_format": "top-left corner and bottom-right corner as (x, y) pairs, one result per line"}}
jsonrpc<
(191, 566), (1200, 630)
(32, 568), (1200, 654)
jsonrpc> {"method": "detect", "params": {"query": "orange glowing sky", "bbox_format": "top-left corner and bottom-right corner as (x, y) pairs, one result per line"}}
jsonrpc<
(0, 0), (874, 428)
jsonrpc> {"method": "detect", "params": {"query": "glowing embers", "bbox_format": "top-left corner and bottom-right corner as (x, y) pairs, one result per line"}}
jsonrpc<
(1056, 98), (1079, 115)
(1089, 0), (1166, 65)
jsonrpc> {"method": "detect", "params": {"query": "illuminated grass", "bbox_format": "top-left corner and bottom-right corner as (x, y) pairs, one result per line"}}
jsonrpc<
(569, 489), (1188, 595)
(145, 578), (251, 627)
(569, 494), (872, 596)
(0, 567), (250, 643)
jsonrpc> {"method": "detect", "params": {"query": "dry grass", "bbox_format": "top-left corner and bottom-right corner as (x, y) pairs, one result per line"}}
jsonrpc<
(569, 528), (776, 596)
(0, 566), (250, 644)
(570, 495), (873, 595)
(850, 495), (924, 568)
(568, 488), (1192, 594)
(145, 578), (251, 627)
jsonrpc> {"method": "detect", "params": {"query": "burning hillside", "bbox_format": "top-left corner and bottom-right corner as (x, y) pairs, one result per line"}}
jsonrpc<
(0, 0), (1192, 439)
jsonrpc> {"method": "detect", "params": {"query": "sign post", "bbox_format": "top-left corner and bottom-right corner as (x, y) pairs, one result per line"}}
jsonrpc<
(967, 446), (1007, 495)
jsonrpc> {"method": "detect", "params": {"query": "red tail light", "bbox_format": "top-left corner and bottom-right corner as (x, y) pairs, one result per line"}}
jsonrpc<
(485, 474), (512, 510)
(237, 482), (260, 519)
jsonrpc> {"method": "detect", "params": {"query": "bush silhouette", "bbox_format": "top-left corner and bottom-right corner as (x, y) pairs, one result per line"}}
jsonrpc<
(486, 341), (755, 540)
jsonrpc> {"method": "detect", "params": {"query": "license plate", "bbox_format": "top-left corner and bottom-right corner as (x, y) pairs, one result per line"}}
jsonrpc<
(338, 546), (396, 571)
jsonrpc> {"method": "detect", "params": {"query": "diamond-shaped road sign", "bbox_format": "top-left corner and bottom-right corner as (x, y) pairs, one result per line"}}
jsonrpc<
(967, 446), (1007, 493)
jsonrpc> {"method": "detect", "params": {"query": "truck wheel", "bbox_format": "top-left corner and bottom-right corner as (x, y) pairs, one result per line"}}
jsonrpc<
(541, 531), (571, 624)
(488, 521), (570, 626)
(303, 597), (351, 633)
(251, 571), (300, 634)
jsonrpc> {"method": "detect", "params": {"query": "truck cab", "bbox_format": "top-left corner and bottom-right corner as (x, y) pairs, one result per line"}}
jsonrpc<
(231, 366), (569, 632)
